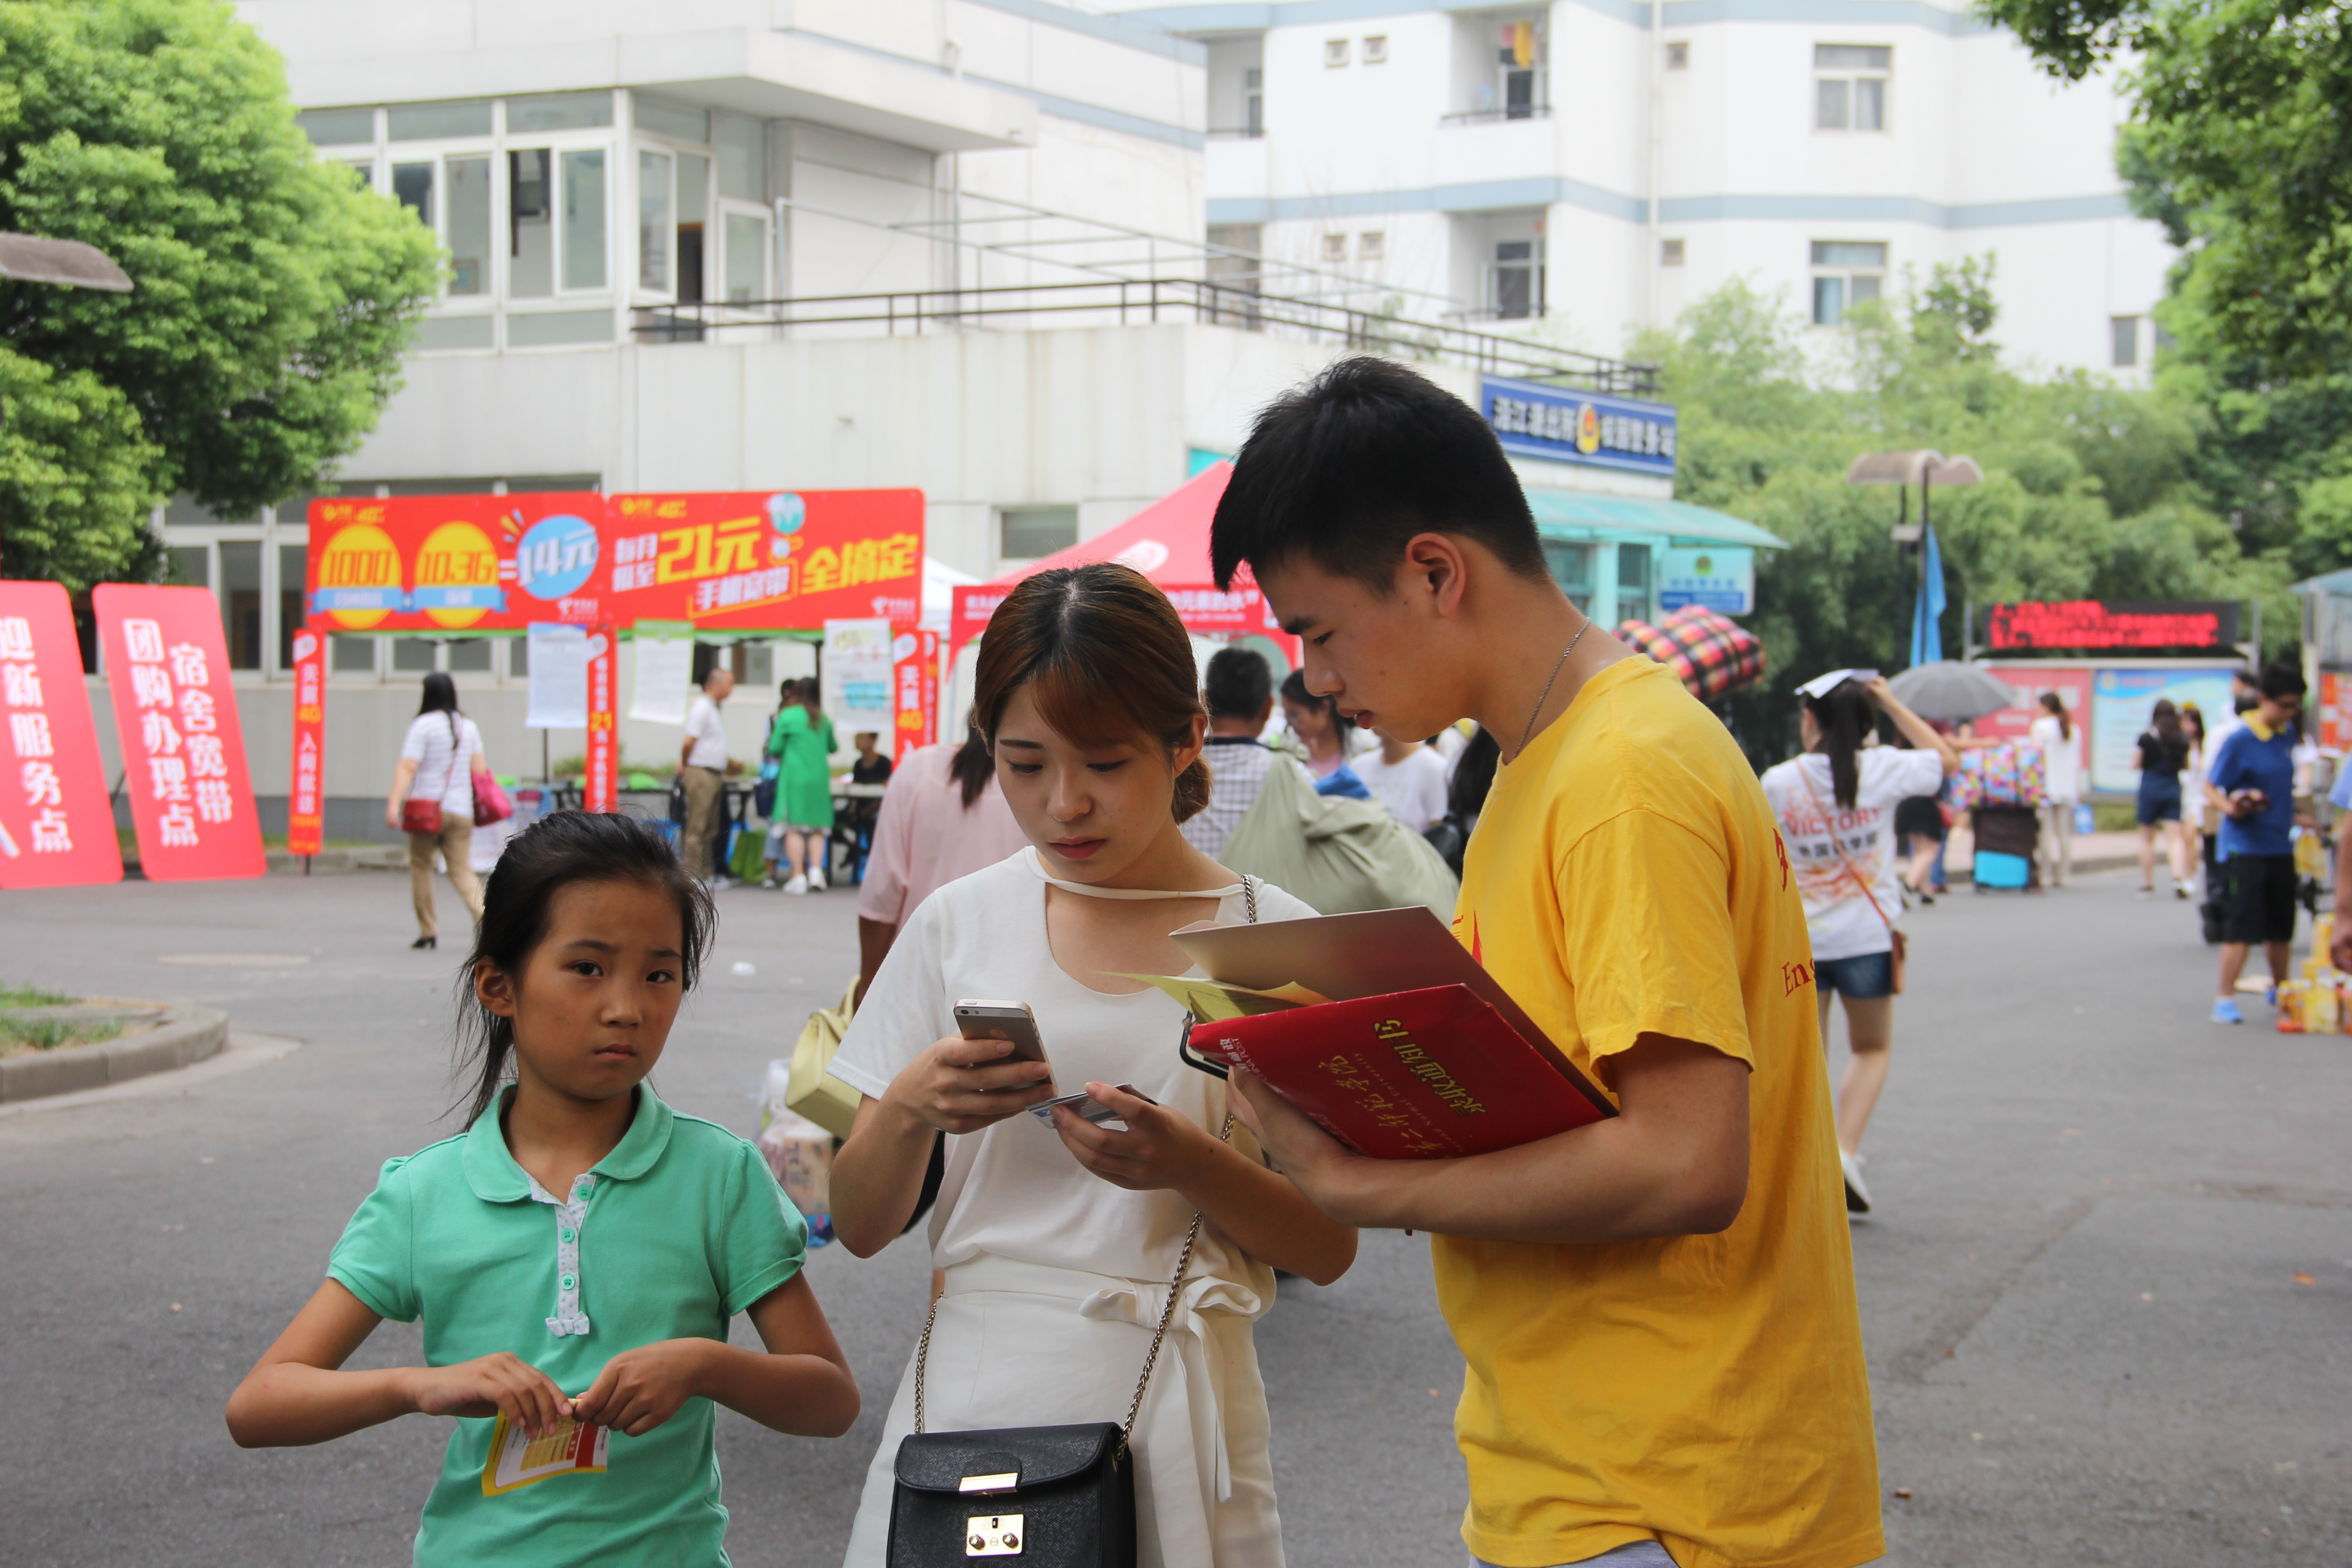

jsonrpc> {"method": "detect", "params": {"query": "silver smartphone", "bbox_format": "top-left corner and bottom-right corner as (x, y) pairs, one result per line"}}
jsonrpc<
(1029, 1084), (1158, 1130)
(953, 1000), (1049, 1068)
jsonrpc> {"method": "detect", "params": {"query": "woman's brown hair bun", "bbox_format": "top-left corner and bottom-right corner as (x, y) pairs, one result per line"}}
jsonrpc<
(974, 564), (1214, 824)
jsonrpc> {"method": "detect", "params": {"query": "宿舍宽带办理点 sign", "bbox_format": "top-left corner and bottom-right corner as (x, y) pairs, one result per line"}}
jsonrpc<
(1482, 376), (1676, 477)
(1658, 546), (1754, 616)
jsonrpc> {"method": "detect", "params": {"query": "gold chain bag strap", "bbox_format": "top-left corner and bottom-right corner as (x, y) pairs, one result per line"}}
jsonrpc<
(883, 877), (1255, 1567)
(1795, 762), (1906, 995)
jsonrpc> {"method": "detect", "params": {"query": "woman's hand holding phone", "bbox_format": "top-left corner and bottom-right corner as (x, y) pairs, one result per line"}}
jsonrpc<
(883, 1034), (1058, 1135)
(1052, 1081), (1221, 1192)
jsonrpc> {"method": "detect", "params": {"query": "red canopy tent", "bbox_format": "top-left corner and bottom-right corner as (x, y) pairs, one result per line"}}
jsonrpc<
(948, 463), (1298, 662)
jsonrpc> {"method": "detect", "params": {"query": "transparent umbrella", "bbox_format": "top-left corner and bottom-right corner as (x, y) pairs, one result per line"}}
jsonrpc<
(1886, 661), (2014, 722)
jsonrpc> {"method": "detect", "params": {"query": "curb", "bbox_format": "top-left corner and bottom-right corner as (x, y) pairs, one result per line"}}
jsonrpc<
(0, 1004), (230, 1103)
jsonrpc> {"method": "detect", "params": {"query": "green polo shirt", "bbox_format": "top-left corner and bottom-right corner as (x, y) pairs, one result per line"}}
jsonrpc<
(328, 1085), (806, 1568)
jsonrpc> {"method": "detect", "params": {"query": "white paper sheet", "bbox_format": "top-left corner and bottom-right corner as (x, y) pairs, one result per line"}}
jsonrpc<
(628, 634), (694, 724)
(525, 623), (588, 729)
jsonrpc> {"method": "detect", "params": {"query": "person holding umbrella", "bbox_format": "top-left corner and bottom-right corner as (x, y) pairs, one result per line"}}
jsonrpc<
(1762, 671), (1959, 1213)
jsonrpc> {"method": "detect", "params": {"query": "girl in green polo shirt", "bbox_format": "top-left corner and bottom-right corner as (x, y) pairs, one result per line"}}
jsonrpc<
(225, 811), (860, 1566)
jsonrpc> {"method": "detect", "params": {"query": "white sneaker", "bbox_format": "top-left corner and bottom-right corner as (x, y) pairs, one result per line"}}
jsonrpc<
(784, 874), (809, 895)
(1839, 1149), (1872, 1215)
(808, 867), (827, 892)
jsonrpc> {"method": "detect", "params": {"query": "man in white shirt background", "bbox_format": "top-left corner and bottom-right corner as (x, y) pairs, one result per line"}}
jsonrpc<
(679, 666), (738, 887)
(1352, 730), (1451, 833)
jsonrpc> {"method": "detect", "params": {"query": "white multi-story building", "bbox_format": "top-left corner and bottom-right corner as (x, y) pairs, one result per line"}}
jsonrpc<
(151, 0), (1747, 836)
(1103, 0), (2174, 376)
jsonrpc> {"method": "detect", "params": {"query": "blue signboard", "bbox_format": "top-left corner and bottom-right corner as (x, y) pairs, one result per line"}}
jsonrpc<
(1483, 375), (1676, 477)
(1658, 545), (1754, 615)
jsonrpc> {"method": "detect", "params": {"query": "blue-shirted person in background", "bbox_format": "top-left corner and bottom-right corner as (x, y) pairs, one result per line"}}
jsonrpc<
(226, 811), (858, 1566)
(2204, 661), (2309, 1024)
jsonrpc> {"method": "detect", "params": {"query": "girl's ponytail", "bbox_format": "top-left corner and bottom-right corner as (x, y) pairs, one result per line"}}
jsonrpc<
(1802, 681), (1874, 810)
(454, 810), (714, 1126)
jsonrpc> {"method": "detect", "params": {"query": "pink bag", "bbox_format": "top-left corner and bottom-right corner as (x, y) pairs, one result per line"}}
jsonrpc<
(471, 769), (512, 827)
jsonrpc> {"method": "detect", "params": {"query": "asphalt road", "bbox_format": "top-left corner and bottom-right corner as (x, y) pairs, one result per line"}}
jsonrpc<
(0, 862), (2344, 1567)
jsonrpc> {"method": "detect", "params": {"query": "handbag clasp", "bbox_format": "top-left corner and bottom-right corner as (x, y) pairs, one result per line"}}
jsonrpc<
(958, 1470), (1019, 1494)
(965, 1513), (1023, 1556)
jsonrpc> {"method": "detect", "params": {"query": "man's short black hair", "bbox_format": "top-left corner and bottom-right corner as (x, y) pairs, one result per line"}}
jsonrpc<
(2259, 659), (2308, 701)
(1210, 356), (1548, 593)
(1203, 645), (1273, 720)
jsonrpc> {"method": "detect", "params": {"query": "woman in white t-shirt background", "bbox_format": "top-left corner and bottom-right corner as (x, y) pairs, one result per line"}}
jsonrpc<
(1761, 674), (1956, 1215)
(382, 672), (487, 950)
(2029, 691), (2083, 887)
(826, 563), (1355, 1567)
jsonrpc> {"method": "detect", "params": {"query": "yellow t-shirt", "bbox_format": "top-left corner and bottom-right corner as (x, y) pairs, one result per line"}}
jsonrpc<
(1441, 656), (1881, 1568)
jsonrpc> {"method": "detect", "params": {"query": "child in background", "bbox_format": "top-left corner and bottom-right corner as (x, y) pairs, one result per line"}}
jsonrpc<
(226, 811), (858, 1567)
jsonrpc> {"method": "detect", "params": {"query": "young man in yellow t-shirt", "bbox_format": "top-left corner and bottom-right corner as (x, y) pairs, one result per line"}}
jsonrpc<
(1210, 358), (1882, 1568)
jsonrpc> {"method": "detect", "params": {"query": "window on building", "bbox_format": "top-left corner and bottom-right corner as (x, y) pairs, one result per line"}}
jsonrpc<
(1810, 240), (1886, 324)
(1616, 543), (1652, 626)
(506, 635), (528, 677)
(445, 638), (492, 673)
(392, 161), (434, 228)
(166, 545), (207, 588)
(1206, 223), (1263, 326)
(1364, 35), (1389, 63)
(2111, 314), (2140, 368)
(1661, 237), (1686, 266)
(220, 541), (264, 671)
(1359, 231), (1385, 262)
(447, 157), (491, 294)
(277, 544), (307, 671)
(510, 148), (554, 298)
(1245, 68), (1264, 136)
(1322, 232), (1348, 264)
(713, 113), (767, 202)
(1814, 45), (1890, 131)
(676, 153), (709, 305)
(638, 149), (673, 293)
(1543, 541), (1594, 614)
(723, 208), (769, 302)
(332, 636), (377, 674)
(392, 638), (437, 673)
(635, 96), (710, 145)
(560, 148), (607, 291)
(1666, 41), (1690, 69)
(388, 99), (491, 140)
(1494, 240), (1544, 319)
(294, 107), (375, 146)
(1495, 17), (1548, 119)
(508, 92), (613, 134)
(1000, 507), (1078, 560)
(1326, 38), (1350, 67)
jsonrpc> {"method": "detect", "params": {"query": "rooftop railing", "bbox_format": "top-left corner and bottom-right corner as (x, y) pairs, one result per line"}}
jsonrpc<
(632, 278), (1659, 397)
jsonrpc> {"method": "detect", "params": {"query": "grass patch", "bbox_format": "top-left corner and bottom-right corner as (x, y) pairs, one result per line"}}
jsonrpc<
(0, 1017), (119, 1054)
(0, 982), (75, 1008)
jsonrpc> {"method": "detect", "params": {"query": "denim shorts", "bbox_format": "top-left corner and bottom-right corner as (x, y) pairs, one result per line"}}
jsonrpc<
(2136, 775), (2182, 825)
(1475, 1543), (1678, 1568)
(1814, 949), (1895, 1000)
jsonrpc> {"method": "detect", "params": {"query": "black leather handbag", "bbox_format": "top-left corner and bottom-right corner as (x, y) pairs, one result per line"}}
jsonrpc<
(886, 884), (1253, 1567)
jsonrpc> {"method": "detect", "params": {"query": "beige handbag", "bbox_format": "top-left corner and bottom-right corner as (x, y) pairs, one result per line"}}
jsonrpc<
(785, 978), (863, 1138)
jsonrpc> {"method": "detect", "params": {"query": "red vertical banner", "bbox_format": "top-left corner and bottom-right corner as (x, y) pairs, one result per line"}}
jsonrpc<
(584, 625), (617, 813)
(892, 625), (938, 767)
(287, 623), (327, 856)
(0, 581), (123, 887)
(92, 584), (267, 881)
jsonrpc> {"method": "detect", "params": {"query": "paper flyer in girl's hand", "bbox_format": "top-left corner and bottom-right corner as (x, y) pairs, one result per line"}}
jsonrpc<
(480, 1410), (609, 1496)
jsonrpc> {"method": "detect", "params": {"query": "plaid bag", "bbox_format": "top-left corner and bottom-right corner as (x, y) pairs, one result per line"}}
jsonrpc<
(1615, 605), (1765, 701)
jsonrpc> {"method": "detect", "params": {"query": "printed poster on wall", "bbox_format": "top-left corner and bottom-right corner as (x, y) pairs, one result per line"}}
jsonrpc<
(92, 584), (265, 881)
(287, 625), (326, 857)
(2087, 666), (2238, 794)
(304, 490), (924, 636)
(823, 618), (896, 737)
(0, 580), (123, 887)
(525, 623), (589, 730)
(584, 627), (617, 812)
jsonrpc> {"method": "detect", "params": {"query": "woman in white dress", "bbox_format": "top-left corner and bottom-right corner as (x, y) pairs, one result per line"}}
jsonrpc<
(827, 564), (1356, 1568)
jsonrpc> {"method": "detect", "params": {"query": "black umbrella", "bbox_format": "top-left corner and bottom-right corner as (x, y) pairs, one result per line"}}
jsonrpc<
(1886, 661), (2015, 722)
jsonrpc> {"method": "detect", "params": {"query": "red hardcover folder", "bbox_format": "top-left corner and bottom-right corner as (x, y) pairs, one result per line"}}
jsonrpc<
(1187, 984), (1611, 1159)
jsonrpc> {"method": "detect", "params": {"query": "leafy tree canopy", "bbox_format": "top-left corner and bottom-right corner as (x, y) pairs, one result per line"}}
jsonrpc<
(1636, 271), (2292, 762)
(0, 0), (439, 590)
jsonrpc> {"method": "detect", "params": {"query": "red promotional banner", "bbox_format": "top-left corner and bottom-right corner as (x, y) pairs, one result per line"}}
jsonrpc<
(584, 626), (617, 813)
(892, 626), (939, 766)
(287, 622), (326, 856)
(0, 580), (123, 887)
(305, 490), (923, 636)
(92, 585), (266, 881)
(2323, 671), (2352, 755)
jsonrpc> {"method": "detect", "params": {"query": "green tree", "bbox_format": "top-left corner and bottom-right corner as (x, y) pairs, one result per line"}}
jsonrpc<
(1637, 274), (2288, 763)
(0, 0), (440, 591)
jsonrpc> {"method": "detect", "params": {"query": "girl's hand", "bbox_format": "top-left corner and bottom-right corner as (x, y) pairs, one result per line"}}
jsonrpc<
(1053, 1082), (1219, 1192)
(883, 1034), (1056, 1135)
(405, 1352), (573, 1436)
(568, 1339), (714, 1438)
(384, 802), (401, 832)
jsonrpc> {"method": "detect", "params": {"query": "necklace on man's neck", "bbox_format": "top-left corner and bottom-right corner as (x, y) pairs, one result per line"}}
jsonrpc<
(1511, 615), (1591, 763)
